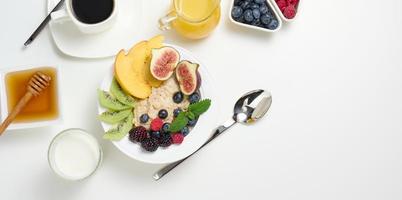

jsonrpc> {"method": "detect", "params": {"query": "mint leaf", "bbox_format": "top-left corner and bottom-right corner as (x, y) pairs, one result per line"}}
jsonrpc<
(188, 99), (211, 117)
(186, 111), (196, 120)
(169, 112), (188, 132)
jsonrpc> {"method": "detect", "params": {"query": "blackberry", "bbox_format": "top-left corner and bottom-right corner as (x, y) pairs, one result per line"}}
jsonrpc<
(141, 138), (158, 152)
(129, 126), (148, 143)
(158, 133), (172, 147)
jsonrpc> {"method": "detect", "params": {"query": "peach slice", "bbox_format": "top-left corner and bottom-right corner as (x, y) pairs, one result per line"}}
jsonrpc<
(144, 35), (164, 87)
(115, 41), (151, 99)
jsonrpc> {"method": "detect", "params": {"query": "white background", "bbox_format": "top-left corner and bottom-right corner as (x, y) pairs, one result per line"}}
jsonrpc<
(1, 0), (402, 199)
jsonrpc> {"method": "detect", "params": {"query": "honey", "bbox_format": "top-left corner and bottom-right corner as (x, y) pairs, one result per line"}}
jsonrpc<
(5, 67), (58, 122)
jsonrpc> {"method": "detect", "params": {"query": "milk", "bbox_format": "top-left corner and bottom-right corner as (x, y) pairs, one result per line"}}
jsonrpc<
(48, 129), (102, 180)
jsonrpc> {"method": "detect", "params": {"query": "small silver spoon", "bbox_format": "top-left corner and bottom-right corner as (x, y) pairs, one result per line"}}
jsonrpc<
(153, 89), (272, 180)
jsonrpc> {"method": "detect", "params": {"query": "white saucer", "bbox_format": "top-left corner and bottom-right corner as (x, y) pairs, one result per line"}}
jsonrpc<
(47, 0), (170, 58)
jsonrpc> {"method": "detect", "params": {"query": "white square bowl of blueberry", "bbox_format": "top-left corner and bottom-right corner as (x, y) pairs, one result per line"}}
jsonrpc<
(230, 0), (282, 32)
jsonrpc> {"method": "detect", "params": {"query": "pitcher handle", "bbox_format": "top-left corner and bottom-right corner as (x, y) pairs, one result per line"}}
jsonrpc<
(158, 11), (177, 31)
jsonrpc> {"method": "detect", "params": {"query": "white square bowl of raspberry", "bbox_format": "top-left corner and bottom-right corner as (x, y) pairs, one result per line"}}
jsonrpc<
(270, 0), (300, 22)
(229, 0), (283, 33)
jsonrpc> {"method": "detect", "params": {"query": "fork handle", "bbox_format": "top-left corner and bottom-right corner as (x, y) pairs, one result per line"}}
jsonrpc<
(153, 118), (237, 180)
(0, 92), (33, 135)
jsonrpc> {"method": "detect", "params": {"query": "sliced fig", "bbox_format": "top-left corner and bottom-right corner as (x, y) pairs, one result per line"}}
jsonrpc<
(175, 60), (199, 95)
(150, 46), (180, 81)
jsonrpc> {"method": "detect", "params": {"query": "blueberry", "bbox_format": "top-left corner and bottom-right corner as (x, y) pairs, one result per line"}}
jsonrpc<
(189, 92), (201, 104)
(181, 127), (190, 137)
(161, 123), (171, 133)
(243, 9), (254, 23)
(234, 0), (242, 6)
(250, 3), (260, 9)
(150, 131), (160, 139)
(158, 109), (168, 119)
(187, 118), (198, 127)
(252, 8), (261, 19)
(266, 11), (274, 18)
(254, 0), (265, 4)
(231, 6), (243, 19)
(173, 92), (184, 103)
(241, 1), (251, 9)
(260, 14), (272, 25)
(140, 114), (149, 123)
(235, 15), (245, 23)
(173, 108), (182, 117)
(259, 5), (268, 14)
(267, 19), (279, 30)
(252, 18), (262, 26)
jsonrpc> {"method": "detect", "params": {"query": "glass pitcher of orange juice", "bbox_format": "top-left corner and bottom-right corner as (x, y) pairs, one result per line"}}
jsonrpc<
(159, 0), (221, 39)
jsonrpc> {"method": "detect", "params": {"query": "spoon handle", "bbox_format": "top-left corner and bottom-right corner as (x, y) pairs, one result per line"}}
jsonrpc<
(0, 92), (34, 135)
(153, 118), (236, 181)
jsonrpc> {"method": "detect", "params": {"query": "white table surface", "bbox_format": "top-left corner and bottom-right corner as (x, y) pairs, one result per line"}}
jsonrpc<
(1, 0), (402, 199)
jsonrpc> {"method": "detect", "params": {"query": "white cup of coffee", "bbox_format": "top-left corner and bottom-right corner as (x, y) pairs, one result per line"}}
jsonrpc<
(51, 0), (117, 34)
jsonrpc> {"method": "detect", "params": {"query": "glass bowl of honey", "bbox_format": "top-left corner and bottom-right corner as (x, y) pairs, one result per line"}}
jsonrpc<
(0, 66), (61, 130)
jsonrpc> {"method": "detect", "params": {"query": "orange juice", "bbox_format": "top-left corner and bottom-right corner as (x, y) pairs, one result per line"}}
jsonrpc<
(171, 0), (221, 39)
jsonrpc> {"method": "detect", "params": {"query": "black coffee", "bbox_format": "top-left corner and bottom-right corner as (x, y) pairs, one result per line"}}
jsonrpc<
(72, 0), (114, 24)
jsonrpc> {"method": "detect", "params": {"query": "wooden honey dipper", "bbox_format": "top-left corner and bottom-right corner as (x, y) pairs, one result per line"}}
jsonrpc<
(0, 72), (51, 135)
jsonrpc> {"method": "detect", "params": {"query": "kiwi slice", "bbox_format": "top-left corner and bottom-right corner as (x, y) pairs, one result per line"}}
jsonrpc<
(98, 109), (132, 124)
(98, 89), (130, 111)
(103, 112), (133, 141)
(110, 78), (135, 107)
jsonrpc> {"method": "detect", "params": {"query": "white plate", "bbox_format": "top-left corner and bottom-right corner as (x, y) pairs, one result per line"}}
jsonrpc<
(98, 44), (219, 164)
(47, 0), (170, 58)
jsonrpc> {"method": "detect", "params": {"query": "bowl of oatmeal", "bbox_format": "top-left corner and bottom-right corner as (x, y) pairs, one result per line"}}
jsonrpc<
(97, 39), (219, 164)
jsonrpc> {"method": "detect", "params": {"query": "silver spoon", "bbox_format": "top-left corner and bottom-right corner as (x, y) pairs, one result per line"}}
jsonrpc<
(153, 89), (272, 180)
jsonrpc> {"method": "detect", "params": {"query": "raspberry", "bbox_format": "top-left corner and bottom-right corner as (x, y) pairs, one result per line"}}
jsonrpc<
(171, 133), (184, 144)
(158, 133), (172, 147)
(283, 5), (296, 19)
(150, 118), (164, 131)
(141, 138), (158, 152)
(276, 0), (287, 11)
(129, 126), (148, 143)
(287, 0), (299, 6)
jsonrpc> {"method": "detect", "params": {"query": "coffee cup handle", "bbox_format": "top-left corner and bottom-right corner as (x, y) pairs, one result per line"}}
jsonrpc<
(51, 7), (70, 23)
(158, 11), (177, 31)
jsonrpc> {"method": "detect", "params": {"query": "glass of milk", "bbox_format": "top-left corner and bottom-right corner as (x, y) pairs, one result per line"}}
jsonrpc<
(48, 129), (102, 181)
